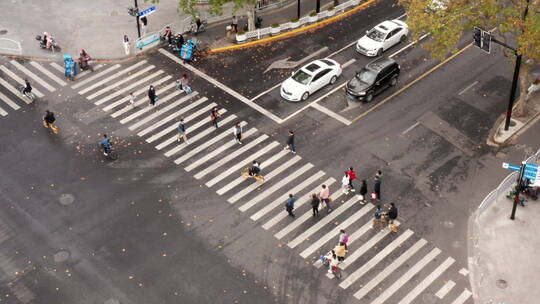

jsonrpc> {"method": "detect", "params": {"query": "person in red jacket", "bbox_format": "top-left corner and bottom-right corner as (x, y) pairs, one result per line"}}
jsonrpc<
(346, 167), (357, 193)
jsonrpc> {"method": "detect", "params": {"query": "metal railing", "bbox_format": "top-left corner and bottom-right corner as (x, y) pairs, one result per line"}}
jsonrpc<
(477, 148), (540, 216)
(238, 0), (360, 42)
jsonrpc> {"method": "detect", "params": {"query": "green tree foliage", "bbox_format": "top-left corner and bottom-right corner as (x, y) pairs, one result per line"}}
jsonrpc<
(399, 0), (540, 115)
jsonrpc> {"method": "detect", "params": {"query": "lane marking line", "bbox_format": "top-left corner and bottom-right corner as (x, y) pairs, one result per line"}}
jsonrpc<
(458, 80), (479, 95)
(159, 48), (283, 124)
(389, 33), (429, 59)
(351, 43), (473, 124)
(401, 121), (420, 135)
(451, 289), (472, 304)
(311, 102), (351, 125)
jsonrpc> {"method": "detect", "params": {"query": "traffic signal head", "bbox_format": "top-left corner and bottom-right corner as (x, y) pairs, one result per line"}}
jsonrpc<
(481, 31), (491, 54)
(473, 27), (482, 48)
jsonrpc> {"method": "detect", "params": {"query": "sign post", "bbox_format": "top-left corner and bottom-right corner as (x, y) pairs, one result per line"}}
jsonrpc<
(503, 162), (538, 220)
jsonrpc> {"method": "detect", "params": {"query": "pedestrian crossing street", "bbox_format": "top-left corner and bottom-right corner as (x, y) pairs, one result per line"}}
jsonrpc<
(72, 54), (473, 304)
(0, 58), (101, 117)
(1, 54), (473, 303)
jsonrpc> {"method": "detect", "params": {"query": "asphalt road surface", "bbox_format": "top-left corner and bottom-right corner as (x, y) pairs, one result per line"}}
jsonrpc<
(0, 0), (534, 302)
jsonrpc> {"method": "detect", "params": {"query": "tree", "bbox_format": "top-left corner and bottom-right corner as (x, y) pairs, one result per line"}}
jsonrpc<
(144, 0), (259, 31)
(399, 0), (540, 116)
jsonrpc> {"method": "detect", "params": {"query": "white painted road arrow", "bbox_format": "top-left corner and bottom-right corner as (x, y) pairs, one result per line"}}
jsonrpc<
(264, 46), (329, 73)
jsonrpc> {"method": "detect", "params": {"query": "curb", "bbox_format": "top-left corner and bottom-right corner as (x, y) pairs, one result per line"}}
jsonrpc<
(209, 0), (381, 53)
(487, 108), (540, 147)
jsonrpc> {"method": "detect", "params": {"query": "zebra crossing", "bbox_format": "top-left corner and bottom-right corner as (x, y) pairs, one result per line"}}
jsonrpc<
(0, 58), (100, 118)
(71, 53), (473, 303)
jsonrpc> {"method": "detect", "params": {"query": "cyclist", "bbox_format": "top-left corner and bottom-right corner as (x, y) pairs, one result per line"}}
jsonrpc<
(43, 110), (55, 127)
(22, 79), (32, 96)
(100, 134), (112, 155)
(249, 160), (261, 177)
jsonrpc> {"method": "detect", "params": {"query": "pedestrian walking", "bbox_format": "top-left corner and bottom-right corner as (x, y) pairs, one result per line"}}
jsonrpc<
(141, 16), (148, 35)
(163, 26), (173, 45)
(375, 169), (383, 181)
(319, 184), (332, 212)
(177, 118), (188, 143)
(346, 167), (357, 192)
(359, 179), (368, 204)
(386, 202), (398, 232)
(210, 107), (220, 128)
(373, 175), (381, 201)
(285, 193), (296, 218)
(372, 205), (385, 229)
(341, 171), (350, 195)
(123, 35), (131, 55)
(334, 242), (348, 262)
(338, 229), (349, 250)
(179, 74), (192, 94)
(233, 122), (243, 144)
(311, 193), (320, 217)
(128, 92), (135, 108)
(284, 130), (295, 153)
(231, 15), (238, 33)
(148, 85), (157, 106)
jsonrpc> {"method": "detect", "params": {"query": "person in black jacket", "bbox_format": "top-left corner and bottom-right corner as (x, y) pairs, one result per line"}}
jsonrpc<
(148, 85), (156, 106)
(387, 203), (398, 224)
(359, 179), (367, 204)
(311, 193), (320, 217)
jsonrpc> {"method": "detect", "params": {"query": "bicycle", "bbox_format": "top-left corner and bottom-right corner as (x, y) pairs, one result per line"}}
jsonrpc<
(98, 142), (118, 161)
(241, 167), (264, 183)
(20, 85), (37, 102)
(42, 120), (59, 134)
(320, 254), (342, 279)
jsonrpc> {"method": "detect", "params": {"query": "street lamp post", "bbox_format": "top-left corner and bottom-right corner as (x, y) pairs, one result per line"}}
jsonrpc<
(316, 0), (321, 13)
(297, 0), (301, 19)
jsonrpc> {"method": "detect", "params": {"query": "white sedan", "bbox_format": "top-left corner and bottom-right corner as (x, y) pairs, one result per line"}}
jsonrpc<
(280, 58), (342, 102)
(356, 20), (409, 57)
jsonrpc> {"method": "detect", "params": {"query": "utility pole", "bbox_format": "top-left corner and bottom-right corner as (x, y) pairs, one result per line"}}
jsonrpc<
(316, 0), (321, 13)
(297, 0), (301, 19)
(135, 0), (141, 38)
(510, 162), (526, 220)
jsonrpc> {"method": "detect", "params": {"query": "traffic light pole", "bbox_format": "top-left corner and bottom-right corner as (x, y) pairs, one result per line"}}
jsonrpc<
(510, 161), (526, 220)
(135, 0), (141, 38)
(297, 0), (301, 19)
(505, 54), (522, 131)
(316, 0), (321, 13)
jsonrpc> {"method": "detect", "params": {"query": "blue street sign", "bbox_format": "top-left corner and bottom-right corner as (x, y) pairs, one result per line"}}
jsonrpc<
(502, 162), (521, 172)
(138, 6), (156, 17)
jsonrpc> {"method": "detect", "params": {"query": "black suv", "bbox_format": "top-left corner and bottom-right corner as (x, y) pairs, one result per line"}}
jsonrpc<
(345, 58), (400, 102)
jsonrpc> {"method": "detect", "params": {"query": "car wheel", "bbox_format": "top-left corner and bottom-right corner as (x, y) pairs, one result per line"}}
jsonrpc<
(365, 92), (373, 103)
(330, 75), (338, 85)
(390, 75), (398, 86)
(376, 48), (383, 56)
(301, 92), (309, 101)
(399, 35), (407, 43)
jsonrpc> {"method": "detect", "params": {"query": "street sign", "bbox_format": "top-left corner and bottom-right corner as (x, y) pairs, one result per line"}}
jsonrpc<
(138, 6), (156, 17)
(502, 162), (521, 172)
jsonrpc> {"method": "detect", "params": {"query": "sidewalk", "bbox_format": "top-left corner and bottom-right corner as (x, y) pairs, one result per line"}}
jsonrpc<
(0, 0), (333, 60)
(468, 149), (540, 304)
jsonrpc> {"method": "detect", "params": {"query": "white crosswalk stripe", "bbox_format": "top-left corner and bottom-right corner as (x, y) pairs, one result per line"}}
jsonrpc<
(192, 134), (270, 178)
(287, 194), (358, 248)
(340, 229), (413, 289)
(185, 126), (256, 171)
(146, 104), (219, 144)
(0, 106), (6, 116)
(59, 57), (468, 303)
(10, 60), (56, 92)
(251, 170), (325, 222)
(121, 89), (186, 125)
(0, 66), (44, 98)
(274, 188), (343, 240)
(138, 97), (208, 137)
(111, 83), (176, 118)
(0, 91), (21, 110)
(353, 238), (427, 300)
(262, 178), (336, 231)
(78, 61), (145, 94)
(164, 115), (237, 156)
(227, 155), (301, 203)
(128, 92), (196, 130)
(370, 247), (442, 304)
(217, 149), (290, 195)
(299, 203), (372, 258)
(102, 76), (172, 111)
(29, 61), (67, 86)
(72, 64), (121, 89)
(171, 120), (246, 162)
(398, 256), (455, 304)
(95, 70), (164, 105)
(87, 65), (155, 100)
(206, 142), (282, 188)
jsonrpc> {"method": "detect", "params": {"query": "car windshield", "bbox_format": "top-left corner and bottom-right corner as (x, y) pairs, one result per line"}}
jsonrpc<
(291, 70), (312, 85)
(356, 68), (377, 84)
(367, 28), (386, 42)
